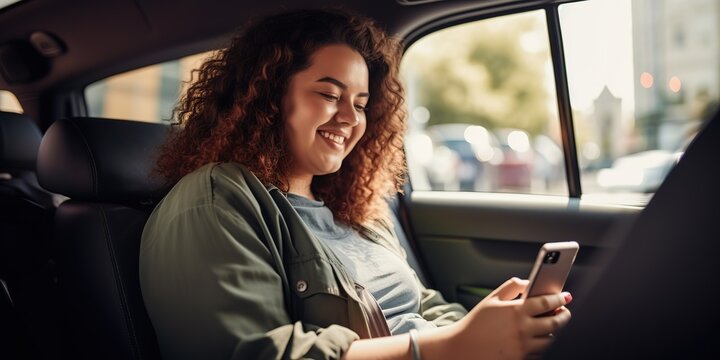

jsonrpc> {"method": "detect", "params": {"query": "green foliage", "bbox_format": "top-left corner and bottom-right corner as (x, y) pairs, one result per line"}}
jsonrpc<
(402, 12), (553, 135)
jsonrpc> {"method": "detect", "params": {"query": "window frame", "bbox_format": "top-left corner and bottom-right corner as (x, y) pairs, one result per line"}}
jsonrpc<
(400, 0), (591, 199)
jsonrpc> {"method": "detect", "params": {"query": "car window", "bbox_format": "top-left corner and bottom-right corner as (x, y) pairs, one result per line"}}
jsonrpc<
(560, 0), (719, 206)
(85, 51), (213, 123)
(0, 90), (23, 113)
(402, 10), (567, 195)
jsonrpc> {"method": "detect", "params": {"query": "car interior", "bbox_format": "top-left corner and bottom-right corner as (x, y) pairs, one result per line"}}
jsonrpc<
(1, 0), (718, 359)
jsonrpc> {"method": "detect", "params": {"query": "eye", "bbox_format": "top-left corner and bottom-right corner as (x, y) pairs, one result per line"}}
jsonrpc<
(318, 92), (339, 102)
(354, 104), (367, 112)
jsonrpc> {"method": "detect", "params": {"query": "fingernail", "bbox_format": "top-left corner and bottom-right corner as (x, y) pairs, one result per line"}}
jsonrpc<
(563, 292), (573, 304)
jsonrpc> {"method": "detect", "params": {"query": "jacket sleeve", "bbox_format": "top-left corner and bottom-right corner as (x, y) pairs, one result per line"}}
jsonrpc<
(139, 173), (358, 360)
(417, 284), (468, 327)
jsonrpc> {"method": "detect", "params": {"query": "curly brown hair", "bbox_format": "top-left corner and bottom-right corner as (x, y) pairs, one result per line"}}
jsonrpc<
(155, 9), (407, 226)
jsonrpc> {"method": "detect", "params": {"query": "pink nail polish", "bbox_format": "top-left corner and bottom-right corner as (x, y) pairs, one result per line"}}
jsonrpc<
(563, 292), (573, 304)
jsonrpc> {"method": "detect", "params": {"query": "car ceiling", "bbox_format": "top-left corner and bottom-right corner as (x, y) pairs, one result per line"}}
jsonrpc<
(0, 0), (567, 116)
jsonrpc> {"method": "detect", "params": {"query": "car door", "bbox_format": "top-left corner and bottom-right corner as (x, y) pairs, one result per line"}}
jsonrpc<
(397, 0), (717, 309)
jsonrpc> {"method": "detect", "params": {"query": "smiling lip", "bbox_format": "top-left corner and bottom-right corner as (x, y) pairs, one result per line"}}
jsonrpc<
(318, 130), (347, 145)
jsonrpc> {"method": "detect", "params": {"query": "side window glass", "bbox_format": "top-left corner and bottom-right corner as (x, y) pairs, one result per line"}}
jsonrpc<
(0, 90), (23, 113)
(85, 51), (213, 123)
(560, 0), (719, 205)
(401, 10), (567, 195)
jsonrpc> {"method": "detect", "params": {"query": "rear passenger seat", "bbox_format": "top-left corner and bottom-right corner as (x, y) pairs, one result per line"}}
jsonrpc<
(0, 111), (61, 359)
(32, 116), (427, 359)
(37, 117), (170, 359)
(0, 111), (55, 208)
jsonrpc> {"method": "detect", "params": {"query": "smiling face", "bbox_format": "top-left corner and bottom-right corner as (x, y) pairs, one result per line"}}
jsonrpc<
(282, 44), (370, 182)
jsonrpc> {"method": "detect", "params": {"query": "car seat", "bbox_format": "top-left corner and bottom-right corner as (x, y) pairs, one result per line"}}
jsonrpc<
(35, 115), (431, 359)
(0, 111), (59, 359)
(37, 117), (170, 360)
(0, 278), (32, 359)
(545, 108), (720, 358)
(0, 111), (55, 208)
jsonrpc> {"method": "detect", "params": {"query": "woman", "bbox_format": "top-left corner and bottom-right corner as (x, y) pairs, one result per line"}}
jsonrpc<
(139, 8), (571, 360)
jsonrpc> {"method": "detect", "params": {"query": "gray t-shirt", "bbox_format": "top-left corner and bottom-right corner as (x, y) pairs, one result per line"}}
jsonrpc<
(287, 193), (435, 335)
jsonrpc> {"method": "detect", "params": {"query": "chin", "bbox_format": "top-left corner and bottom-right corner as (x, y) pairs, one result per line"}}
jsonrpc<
(315, 164), (342, 175)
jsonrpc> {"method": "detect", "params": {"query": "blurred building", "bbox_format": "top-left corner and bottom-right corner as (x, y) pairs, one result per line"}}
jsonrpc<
(85, 52), (211, 123)
(632, 0), (720, 150)
(591, 86), (623, 165)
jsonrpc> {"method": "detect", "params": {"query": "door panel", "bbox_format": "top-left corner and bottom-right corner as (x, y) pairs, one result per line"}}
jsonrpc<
(404, 191), (639, 309)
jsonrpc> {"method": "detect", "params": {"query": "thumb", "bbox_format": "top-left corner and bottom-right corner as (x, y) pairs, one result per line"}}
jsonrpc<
(489, 277), (529, 301)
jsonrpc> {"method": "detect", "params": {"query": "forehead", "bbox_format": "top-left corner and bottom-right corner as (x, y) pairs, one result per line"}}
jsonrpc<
(296, 44), (370, 91)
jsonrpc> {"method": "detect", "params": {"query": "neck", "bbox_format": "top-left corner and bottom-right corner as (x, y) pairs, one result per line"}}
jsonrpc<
(287, 172), (315, 200)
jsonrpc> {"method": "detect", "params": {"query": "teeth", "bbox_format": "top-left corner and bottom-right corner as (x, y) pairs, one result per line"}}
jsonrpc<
(319, 130), (346, 145)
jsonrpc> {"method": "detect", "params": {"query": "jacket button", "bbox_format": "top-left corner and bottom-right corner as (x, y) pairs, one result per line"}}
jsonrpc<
(296, 280), (308, 293)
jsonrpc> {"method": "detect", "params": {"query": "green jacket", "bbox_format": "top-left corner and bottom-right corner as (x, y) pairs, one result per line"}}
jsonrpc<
(139, 162), (466, 360)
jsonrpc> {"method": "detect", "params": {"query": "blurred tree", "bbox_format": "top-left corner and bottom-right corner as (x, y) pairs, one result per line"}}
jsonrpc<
(402, 12), (552, 135)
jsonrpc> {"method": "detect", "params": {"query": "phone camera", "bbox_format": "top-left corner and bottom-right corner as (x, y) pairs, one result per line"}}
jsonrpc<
(543, 251), (560, 264)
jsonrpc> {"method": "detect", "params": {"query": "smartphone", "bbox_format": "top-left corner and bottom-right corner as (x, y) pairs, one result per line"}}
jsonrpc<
(521, 241), (579, 299)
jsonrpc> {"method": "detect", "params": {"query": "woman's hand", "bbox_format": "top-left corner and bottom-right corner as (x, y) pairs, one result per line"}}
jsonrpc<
(345, 278), (571, 360)
(440, 277), (572, 360)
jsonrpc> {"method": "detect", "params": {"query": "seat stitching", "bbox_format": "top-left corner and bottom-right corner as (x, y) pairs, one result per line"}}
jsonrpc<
(98, 205), (143, 359)
(66, 119), (99, 195)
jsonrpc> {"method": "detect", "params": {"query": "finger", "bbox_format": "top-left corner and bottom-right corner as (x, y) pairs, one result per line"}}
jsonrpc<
(490, 277), (529, 301)
(552, 305), (569, 316)
(523, 292), (571, 316)
(523, 306), (571, 336)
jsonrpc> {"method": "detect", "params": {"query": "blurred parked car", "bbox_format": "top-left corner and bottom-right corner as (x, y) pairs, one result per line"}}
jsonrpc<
(424, 123), (500, 191)
(532, 134), (565, 191)
(596, 149), (682, 193)
(421, 124), (541, 192)
(493, 128), (534, 190)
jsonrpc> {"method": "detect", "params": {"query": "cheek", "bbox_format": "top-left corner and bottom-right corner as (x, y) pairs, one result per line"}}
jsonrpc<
(358, 113), (368, 135)
(283, 118), (308, 156)
(311, 100), (335, 120)
(357, 119), (368, 138)
(291, 99), (334, 130)
(284, 98), (317, 142)
(348, 118), (368, 150)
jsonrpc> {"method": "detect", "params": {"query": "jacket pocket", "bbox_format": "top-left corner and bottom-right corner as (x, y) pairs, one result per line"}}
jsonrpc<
(288, 255), (352, 329)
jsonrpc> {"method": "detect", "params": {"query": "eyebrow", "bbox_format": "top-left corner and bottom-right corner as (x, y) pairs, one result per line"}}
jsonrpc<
(316, 76), (370, 98)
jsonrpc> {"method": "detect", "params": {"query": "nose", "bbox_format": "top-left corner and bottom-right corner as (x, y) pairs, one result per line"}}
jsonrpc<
(335, 101), (360, 126)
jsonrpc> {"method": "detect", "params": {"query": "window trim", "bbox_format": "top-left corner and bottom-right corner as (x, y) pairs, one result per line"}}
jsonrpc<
(401, 1), (585, 197)
(545, 5), (582, 197)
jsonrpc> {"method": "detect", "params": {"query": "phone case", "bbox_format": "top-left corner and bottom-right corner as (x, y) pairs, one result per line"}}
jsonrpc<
(522, 241), (579, 299)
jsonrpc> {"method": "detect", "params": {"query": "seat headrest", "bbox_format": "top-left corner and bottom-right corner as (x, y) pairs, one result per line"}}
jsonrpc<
(37, 117), (171, 203)
(0, 111), (42, 172)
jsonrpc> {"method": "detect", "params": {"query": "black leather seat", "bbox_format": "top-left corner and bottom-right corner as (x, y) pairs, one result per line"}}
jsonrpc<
(37, 117), (170, 360)
(545, 109), (720, 359)
(1, 278), (30, 360)
(0, 111), (55, 207)
(0, 111), (58, 359)
(0, 112), (55, 283)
